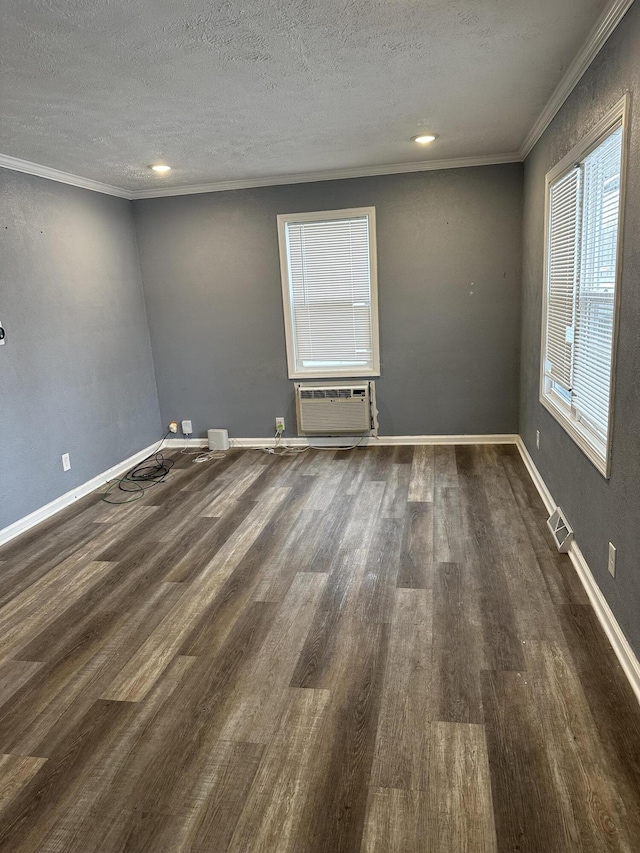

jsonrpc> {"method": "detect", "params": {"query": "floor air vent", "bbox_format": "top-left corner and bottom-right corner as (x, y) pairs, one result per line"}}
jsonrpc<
(295, 383), (373, 435)
(547, 507), (574, 553)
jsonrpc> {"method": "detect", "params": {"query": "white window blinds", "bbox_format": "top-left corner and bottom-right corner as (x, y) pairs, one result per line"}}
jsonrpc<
(278, 209), (379, 378)
(572, 128), (622, 438)
(545, 167), (580, 391)
(542, 117), (624, 473)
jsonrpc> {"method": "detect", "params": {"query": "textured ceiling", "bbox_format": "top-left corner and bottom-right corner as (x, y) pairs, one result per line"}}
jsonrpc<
(0, 0), (609, 191)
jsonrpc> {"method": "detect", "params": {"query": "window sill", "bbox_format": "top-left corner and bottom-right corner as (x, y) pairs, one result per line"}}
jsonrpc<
(288, 367), (380, 380)
(540, 391), (610, 478)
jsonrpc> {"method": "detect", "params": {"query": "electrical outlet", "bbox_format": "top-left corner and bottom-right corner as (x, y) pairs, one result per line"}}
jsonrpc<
(181, 419), (193, 435)
(608, 542), (617, 578)
(536, 430), (540, 450)
(62, 453), (71, 471)
(168, 421), (178, 434)
(275, 417), (285, 433)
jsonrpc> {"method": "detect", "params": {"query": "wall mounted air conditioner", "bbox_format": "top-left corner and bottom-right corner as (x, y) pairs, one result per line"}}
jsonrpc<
(295, 382), (376, 435)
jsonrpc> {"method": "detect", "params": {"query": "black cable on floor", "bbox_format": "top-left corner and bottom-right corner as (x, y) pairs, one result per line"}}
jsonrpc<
(101, 432), (175, 504)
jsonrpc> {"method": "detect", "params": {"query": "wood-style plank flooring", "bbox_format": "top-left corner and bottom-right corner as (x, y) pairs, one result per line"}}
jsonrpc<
(0, 443), (639, 851)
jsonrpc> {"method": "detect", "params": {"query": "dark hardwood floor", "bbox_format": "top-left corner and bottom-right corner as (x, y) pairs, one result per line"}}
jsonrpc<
(0, 443), (639, 851)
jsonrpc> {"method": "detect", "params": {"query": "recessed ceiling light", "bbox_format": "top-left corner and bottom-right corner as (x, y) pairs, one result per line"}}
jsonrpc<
(411, 134), (438, 144)
(150, 164), (171, 173)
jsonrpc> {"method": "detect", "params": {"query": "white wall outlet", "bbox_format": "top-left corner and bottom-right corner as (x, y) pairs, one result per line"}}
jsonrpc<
(608, 542), (617, 578)
(61, 453), (71, 471)
(275, 417), (285, 433)
(536, 430), (540, 449)
(181, 419), (193, 435)
(168, 421), (178, 434)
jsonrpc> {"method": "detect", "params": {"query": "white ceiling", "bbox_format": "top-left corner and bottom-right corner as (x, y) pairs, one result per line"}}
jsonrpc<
(0, 0), (613, 193)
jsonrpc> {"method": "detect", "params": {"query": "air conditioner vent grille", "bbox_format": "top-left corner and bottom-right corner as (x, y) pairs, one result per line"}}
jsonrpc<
(300, 388), (352, 400)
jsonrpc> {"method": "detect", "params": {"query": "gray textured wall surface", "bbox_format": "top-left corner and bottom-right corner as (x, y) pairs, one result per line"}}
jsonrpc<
(520, 3), (640, 653)
(133, 164), (523, 439)
(0, 169), (162, 530)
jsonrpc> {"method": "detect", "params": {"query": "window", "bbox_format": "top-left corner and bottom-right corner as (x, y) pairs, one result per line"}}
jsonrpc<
(540, 97), (627, 477)
(277, 207), (380, 379)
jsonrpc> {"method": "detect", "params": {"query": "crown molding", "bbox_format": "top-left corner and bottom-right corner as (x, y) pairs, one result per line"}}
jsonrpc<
(0, 152), (132, 199)
(520, 0), (635, 158)
(0, 149), (522, 201)
(128, 153), (522, 199)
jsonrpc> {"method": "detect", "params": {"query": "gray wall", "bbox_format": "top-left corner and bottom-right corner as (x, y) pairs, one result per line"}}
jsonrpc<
(520, 3), (640, 653)
(134, 165), (523, 438)
(0, 169), (162, 530)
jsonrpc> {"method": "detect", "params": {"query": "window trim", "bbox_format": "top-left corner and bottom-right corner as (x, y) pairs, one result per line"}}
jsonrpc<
(277, 206), (380, 379)
(539, 94), (629, 478)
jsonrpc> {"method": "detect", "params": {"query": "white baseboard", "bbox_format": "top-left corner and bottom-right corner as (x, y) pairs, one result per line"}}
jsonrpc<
(0, 442), (159, 549)
(364, 433), (518, 446)
(516, 437), (640, 706)
(515, 436), (555, 514)
(166, 433), (519, 449)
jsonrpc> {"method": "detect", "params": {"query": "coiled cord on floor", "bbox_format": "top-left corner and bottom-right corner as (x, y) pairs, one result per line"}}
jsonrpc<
(101, 429), (363, 504)
(101, 432), (175, 504)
